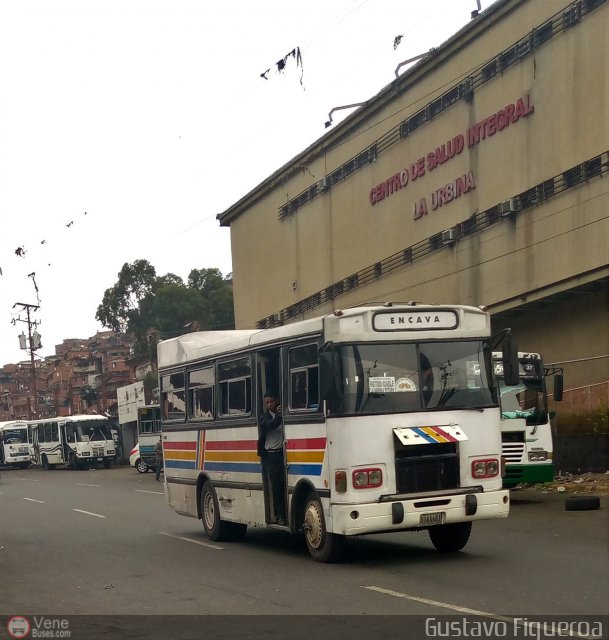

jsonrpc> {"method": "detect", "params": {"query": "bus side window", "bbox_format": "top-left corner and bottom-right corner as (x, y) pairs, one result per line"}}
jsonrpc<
(289, 344), (320, 411)
(161, 371), (186, 421)
(66, 425), (76, 443)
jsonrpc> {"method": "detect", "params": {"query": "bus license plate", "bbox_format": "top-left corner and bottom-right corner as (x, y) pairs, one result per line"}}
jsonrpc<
(420, 512), (445, 526)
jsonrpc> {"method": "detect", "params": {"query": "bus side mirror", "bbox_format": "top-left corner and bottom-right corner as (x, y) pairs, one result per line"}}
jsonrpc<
(554, 374), (564, 402)
(502, 338), (519, 386)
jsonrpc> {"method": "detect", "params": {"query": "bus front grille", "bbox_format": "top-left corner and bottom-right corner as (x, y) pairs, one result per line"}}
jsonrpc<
(394, 440), (459, 494)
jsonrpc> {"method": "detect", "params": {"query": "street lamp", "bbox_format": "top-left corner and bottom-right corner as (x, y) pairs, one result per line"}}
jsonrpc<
(324, 101), (369, 128)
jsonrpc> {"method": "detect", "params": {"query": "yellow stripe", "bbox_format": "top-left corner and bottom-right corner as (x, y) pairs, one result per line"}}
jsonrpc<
(420, 426), (449, 443)
(165, 450), (197, 461)
(287, 451), (325, 463)
(205, 451), (259, 462)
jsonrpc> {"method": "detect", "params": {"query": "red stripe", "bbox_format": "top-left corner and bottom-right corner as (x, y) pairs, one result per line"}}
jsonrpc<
(287, 437), (327, 450)
(164, 441), (197, 450)
(431, 426), (458, 442)
(205, 440), (258, 451)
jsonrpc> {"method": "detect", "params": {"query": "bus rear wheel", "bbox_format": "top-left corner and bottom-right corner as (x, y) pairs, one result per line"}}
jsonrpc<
(428, 521), (472, 552)
(303, 494), (344, 563)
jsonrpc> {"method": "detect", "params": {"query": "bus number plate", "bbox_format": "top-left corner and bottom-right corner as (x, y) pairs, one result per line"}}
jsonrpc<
(420, 512), (445, 526)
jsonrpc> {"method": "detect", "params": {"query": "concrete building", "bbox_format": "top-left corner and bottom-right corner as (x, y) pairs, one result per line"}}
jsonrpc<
(218, 0), (608, 400)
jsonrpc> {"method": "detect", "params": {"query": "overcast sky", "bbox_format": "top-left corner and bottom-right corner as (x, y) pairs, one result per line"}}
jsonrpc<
(0, 0), (490, 366)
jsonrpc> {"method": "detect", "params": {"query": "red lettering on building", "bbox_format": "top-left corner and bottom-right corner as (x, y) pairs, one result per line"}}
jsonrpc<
(370, 95), (533, 206)
(430, 172), (476, 211)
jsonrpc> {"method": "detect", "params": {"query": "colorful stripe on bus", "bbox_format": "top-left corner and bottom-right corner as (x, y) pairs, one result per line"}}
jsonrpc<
(170, 434), (328, 476)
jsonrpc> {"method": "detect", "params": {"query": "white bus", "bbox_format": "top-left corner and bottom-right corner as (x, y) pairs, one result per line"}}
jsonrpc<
(30, 415), (117, 470)
(493, 352), (563, 488)
(158, 303), (516, 562)
(0, 420), (32, 469)
(135, 404), (162, 473)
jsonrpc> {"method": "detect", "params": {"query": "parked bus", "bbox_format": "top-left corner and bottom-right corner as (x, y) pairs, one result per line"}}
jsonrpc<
(135, 404), (161, 473)
(493, 352), (563, 488)
(30, 414), (117, 470)
(158, 303), (517, 562)
(0, 420), (31, 469)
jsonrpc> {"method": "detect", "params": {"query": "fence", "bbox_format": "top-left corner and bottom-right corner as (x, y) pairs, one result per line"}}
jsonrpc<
(553, 381), (609, 414)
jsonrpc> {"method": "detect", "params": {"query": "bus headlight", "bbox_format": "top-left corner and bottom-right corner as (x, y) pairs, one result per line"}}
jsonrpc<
(528, 451), (548, 461)
(352, 468), (383, 489)
(471, 458), (500, 478)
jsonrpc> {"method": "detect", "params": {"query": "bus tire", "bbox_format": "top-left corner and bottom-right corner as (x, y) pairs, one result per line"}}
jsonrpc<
(18, 462), (29, 469)
(303, 493), (344, 563)
(69, 453), (80, 470)
(565, 495), (600, 511)
(428, 521), (472, 552)
(103, 459), (112, 469)
(201, 481), (231, 542)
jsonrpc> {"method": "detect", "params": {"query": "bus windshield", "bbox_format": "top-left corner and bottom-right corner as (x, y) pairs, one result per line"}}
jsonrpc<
(77, 423), (112, 442)
(498, 380), (547, 425)
(2, 428), (28, 444)
(330, 340), (496, 415)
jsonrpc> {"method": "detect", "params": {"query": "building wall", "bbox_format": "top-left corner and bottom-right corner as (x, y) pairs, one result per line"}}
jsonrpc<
(221, 0), (609, 390)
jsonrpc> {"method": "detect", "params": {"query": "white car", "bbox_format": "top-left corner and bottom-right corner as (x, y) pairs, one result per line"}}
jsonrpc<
(129, 443), (153, 474)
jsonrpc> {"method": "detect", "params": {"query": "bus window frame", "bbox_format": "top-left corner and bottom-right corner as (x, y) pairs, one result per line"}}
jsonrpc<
(287, 342), (320, 412)
(160, 370), (187, 423)
(217, 356), (253, 418)
(188, 365), (215, 421)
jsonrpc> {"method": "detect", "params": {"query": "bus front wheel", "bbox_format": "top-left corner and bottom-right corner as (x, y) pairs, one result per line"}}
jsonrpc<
(428, 521), (472, 552)
(303, 494), (344, 563)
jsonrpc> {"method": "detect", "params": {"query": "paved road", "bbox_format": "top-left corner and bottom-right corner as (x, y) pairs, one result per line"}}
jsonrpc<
(1, 465), (607, 638)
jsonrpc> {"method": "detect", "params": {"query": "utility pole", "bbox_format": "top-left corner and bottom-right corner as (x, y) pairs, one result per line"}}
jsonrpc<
(13, 302), (41, 419)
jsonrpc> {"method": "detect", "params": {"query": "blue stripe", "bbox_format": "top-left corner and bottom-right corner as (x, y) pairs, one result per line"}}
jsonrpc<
(287, 464), (322, 476)
(140, 445), (155, 454)
(410, 427), (436, 443)
(165, 460), (197, 469)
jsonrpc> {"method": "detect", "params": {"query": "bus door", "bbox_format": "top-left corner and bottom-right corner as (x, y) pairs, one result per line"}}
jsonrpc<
(31, 425), (42, 465)
(257, 347), (287, 525)
(64, 423), (78, 467)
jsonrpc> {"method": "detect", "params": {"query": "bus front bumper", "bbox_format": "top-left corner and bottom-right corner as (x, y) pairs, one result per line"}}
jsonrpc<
(329, 489), (510, 536)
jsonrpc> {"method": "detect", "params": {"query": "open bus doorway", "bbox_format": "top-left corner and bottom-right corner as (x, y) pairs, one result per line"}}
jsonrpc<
(257, 348), (287, 526)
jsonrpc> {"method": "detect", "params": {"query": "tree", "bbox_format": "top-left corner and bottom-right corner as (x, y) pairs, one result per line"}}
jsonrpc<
(96, 260), (234, 361)
(188, 268), (235, 330)
(96, 260), (157, 332)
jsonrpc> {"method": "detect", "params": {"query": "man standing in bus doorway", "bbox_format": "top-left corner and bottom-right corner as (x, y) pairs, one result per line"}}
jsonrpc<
(257, 391), (286, 525)
(155, 437), (164, 481)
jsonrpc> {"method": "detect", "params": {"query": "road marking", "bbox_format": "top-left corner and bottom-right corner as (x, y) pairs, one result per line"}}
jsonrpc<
(360, 587), (593, 638)
(23, 497), (46, 503)
(73, 508), (106, 518)
(158, 532), (223, 550)
(76, 483), (100, 487)
(135, 489), (165, 495)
